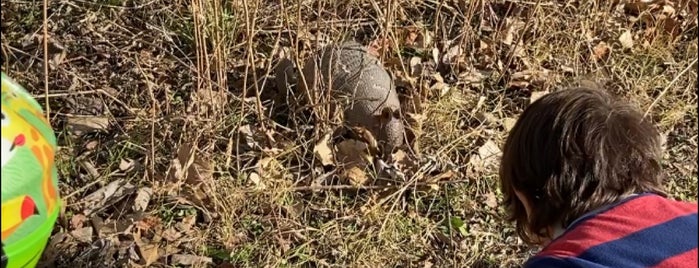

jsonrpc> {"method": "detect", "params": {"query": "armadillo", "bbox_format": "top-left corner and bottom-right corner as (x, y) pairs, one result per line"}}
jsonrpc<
(293, 41), (405, 154)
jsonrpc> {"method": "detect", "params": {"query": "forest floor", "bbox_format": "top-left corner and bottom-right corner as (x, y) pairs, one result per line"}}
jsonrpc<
(1, 0), (697, 267)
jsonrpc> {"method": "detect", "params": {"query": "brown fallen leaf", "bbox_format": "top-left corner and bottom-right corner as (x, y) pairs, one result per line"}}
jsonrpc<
(441, 44), (463, 65)
(349, 126), (379, 156)
(392, 149), (417, 172)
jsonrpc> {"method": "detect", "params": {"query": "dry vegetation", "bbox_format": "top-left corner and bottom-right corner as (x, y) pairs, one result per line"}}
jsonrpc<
(1, 0), (697, 267)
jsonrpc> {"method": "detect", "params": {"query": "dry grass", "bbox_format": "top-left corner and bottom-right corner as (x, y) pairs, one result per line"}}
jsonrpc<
(1, 0), (696, 267)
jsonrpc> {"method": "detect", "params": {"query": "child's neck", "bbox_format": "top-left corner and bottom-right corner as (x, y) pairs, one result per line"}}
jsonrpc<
(548, 192), (642, 242)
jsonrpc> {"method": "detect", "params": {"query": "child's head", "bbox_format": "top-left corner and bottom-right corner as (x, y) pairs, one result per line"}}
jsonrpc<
(499, 86), (666, 245)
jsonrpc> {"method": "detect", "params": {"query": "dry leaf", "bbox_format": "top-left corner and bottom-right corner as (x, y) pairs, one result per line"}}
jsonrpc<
(170, 254), (213, 266)
(418, 30), (434, 48)
(343, 166), (369, 186)
(66, 116), (110, 136)
(313, 133), (335, 166)
(70, 214), (88, 230)
(83, 179), (137, 215)
(427, 170), (455, 183)
(592, 41), (610, 61)
(84, 140), (99, 151)
(176, 214), (197, 233)
(119, 158), (136, 172)
(173, 142), (213, 187)
(139, 243), (160, 266)
(162, 227), (182, 242)
(459, 68), (486, 85)
(430, 82), (450, 97)
(238, 124), (259, 150)
(335, 139), (371, 167)
(392, 149), (417, 171)
(483, 192), (498, 208)
(248, 172), (266, 190)
(477, 140), (502, 167)
(501, 18), (525, 45)
(508, 70), (534, 89)
(624, 0), (657, 16)
(133, 187), (153, 212)
(70, 226), (94, 243)
(404, 28), (419, 46)
(431, 47), (440, 65)
(441, 44), (462, 65)
(409, 57), (423, 77)
(619, 31), (634, 49)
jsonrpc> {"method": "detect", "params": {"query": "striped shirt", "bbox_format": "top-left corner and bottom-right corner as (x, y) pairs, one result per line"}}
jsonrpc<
(524, 193), (698, 267)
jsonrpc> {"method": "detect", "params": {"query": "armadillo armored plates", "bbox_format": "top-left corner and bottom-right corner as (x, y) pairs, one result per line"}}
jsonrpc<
(1, 72), (61, 268)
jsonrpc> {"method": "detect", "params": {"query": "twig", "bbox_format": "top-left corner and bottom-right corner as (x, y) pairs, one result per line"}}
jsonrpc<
(43, 0), (50, 121)
(643, 58), (698, 119)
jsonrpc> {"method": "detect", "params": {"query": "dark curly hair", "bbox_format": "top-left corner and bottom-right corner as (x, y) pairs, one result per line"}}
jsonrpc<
(499, 86), (667, 244)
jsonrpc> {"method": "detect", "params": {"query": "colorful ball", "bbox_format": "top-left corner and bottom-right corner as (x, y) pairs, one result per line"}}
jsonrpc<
(1, 72), (61, 268)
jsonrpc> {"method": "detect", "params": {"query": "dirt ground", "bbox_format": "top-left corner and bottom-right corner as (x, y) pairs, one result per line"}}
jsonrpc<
(1, 0), (697, 267)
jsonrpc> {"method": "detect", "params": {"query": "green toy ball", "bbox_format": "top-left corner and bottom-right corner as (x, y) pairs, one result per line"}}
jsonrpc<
(1, 72), (61, 268)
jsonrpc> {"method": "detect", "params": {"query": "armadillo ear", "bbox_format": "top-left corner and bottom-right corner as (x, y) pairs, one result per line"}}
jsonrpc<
(392, 109), (401, 119)
(380, 106), (393, 120)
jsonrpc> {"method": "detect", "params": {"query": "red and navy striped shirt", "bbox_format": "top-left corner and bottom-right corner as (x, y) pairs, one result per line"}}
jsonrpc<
(524, 193), (698, 267)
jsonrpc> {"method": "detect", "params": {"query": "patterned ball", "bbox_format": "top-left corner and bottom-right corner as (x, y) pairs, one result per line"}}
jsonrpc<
(1, 72), (61, 268)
